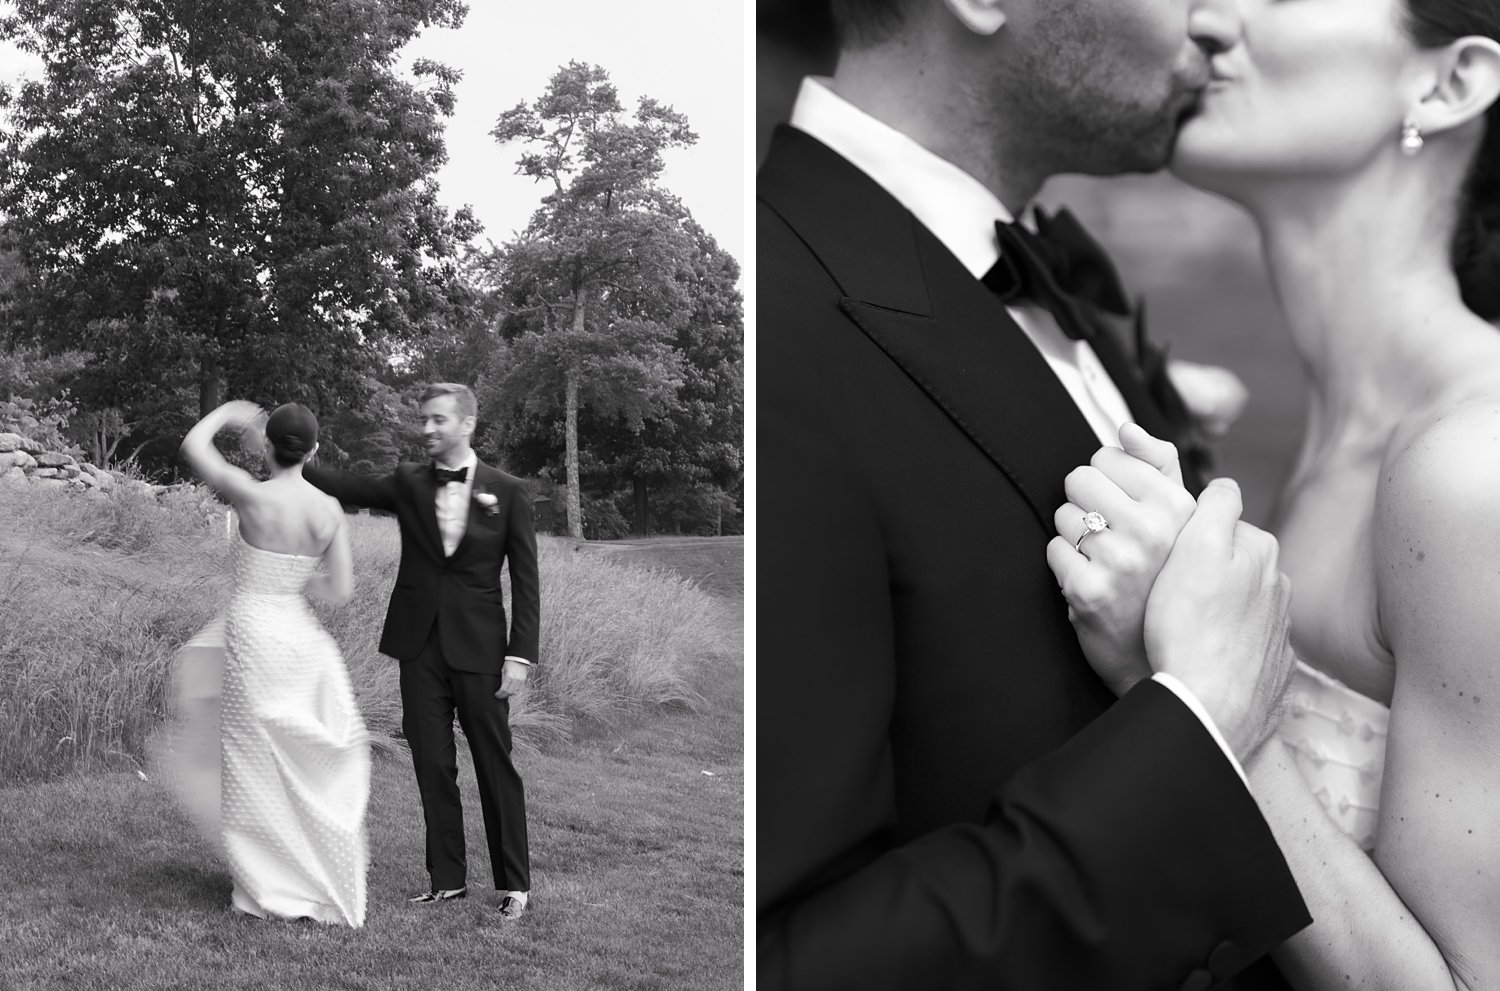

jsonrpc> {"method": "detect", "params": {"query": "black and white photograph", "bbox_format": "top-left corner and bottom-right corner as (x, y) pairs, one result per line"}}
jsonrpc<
(756, 0), (1500, 988)
(0, 1), (743, 988)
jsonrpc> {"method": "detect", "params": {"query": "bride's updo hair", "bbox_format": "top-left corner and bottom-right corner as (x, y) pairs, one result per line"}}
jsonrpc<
(1406, 0), (1500, 319)
(264, 403), (319, 468)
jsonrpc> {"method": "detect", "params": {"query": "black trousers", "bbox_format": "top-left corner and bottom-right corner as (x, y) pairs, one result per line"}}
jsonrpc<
(400, 629), (530, 892)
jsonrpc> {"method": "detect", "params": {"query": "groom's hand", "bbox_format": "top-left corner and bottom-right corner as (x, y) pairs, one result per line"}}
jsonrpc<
(1145, 478), (1296, 763)
(495, 659), (530, 701)
(1047, 425), (1195, 695)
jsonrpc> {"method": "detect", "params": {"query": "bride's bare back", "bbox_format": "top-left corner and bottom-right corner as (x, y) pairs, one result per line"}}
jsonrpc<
(180, 400), (354, 604)
(233, 476), (344, 558)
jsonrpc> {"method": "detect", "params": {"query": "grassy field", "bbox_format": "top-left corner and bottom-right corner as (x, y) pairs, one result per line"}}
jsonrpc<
(572, 537), (744, 601)
(0, 482), (725, 781)
(0, 490), (744, 990)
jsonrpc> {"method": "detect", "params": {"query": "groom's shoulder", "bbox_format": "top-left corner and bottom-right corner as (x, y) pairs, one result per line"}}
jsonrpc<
(479, 463), (527, 490)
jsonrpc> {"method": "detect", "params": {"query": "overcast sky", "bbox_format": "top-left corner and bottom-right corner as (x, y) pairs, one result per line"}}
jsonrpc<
(0, 1), (745, 270)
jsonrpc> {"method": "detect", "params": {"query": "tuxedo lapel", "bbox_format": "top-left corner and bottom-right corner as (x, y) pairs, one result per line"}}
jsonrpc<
(450, 461), (493, 563)
(412, 463), (447, 561)
(761, 126), (1104, 534)
(841, 261), (1103, 534)
(1086, 312), (1173, 440)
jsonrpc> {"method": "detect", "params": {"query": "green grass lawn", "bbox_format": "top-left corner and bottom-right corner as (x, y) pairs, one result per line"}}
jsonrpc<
(0, 537), (744, 991)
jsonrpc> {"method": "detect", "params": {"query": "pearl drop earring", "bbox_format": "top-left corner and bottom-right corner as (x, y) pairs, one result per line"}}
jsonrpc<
(1400, 117), (1424, 156)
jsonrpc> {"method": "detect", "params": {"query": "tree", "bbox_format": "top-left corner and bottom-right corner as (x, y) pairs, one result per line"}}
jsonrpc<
(0, 0), (478, 473)
(590, 219), (743, 533)
(488, 61), (698, 538)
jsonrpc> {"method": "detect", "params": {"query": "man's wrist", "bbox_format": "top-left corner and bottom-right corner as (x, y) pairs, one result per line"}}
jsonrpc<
(504, 655), (533, 667)
(1149, 672), (1250, 788)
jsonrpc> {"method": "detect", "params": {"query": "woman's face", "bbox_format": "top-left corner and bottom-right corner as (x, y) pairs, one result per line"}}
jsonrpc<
(1172, 0), (1417, 193)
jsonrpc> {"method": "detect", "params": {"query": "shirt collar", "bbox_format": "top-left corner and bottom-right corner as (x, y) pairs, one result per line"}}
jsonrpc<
(788, 76), (1019, 278)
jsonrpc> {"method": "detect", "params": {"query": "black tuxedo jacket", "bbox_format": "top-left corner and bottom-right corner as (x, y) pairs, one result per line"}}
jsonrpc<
(305, 460), (540, 673)
(757, 125), (1309, 990)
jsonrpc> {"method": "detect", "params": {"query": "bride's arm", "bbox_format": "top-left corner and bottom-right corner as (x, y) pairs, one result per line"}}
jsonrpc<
(179, 400), (264, 505)
(1250, 404), (1500, 991)
(306, 510), (353, 605)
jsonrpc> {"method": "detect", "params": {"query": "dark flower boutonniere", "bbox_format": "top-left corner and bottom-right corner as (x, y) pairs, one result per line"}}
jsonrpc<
(473, 487), (500, 516)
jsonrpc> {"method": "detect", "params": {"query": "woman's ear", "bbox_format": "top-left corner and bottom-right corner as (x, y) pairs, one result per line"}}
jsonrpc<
(941, 0), (1007, 36)
(1413, 35), (1500, 136)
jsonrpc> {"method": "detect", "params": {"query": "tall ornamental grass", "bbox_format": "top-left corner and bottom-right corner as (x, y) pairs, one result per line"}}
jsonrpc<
(2, 479), (722, 783)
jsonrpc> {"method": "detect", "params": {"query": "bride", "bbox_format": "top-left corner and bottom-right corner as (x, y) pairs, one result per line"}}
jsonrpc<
(1054, 0), (1500, 986)
(160, 399), (370, 926)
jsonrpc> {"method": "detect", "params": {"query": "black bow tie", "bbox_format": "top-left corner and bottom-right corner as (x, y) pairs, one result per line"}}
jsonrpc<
(983, 206), (1213, 488)
(433, 465), (468, 485)
(982, 207), (1133, 341)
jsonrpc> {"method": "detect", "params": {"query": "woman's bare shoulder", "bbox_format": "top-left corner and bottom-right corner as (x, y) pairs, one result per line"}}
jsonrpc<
(1375, 397), (1500, 647)
(1380, 397), (1500, 516)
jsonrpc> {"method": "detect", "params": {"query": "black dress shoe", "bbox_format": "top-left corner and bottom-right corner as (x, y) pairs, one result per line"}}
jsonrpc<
(409, 886), (468, 904)
(498, 895), (526, 920)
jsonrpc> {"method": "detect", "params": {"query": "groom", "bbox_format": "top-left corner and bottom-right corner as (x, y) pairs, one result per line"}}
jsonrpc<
(759, 0), (1311, 988)
(306, 382), (539, 920)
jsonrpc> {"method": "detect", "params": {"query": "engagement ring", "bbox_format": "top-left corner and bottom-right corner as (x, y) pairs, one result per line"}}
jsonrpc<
(1075, 511), (1109, 553)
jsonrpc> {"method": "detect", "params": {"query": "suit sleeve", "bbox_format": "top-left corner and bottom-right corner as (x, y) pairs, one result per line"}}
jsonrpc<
(503, 483), (540, 664)
(757, 295), (1309, 991)
(303, 464), (399, 512)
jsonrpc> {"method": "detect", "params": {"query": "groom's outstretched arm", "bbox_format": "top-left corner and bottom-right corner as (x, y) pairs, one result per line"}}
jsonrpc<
(303, 464), (400, 513)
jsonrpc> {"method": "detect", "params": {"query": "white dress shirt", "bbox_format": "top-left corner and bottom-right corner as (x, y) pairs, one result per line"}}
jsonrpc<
(434, 450), (478, 558)
(788, 76), (1246, 785)
(433, 450), (532, 668)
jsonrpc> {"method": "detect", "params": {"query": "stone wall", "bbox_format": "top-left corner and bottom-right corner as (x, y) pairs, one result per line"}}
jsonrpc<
(0, 431), (159, 497)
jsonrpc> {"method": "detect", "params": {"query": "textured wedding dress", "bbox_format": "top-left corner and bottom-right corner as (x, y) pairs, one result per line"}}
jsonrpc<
(154, 534), (370, 926)
(1275, 660), (1390, 851)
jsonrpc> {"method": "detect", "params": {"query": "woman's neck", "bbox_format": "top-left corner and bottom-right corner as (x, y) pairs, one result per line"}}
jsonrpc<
(1251, 178), (1489, 452)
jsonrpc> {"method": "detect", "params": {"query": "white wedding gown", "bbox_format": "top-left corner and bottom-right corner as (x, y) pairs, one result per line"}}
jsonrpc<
(154, 535), (370, 926)
(1275, 660), (1390, 851)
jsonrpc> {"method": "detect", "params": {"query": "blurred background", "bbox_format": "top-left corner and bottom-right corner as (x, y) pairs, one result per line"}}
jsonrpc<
(756, 0), (1310, 526)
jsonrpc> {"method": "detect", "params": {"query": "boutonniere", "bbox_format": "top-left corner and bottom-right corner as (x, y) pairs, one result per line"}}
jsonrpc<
(473, 488), (500, 516)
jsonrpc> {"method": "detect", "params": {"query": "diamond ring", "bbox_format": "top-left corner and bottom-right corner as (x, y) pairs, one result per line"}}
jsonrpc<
(1075, 511), (1110, 553)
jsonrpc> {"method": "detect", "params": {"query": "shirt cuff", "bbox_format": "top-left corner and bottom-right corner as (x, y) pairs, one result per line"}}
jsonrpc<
(1150, 672), (1250, 789)
(503, 655), (534, 666)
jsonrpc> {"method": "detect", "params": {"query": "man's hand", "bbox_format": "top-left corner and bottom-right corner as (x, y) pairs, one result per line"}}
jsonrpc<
(1046, 424), (1195, 695)
(494, 659), (531, 701)
(1144, 477), (1296, 762)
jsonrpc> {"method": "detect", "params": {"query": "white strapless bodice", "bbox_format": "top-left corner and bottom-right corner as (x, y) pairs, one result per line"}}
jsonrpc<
(1275, 660), (1390, 850)
(229, 536), (320, 598)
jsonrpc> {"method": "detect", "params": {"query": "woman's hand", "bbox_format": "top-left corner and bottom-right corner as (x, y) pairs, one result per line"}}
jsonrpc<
(180, 399), (266, 501)
(1046, 424), (1196, 695)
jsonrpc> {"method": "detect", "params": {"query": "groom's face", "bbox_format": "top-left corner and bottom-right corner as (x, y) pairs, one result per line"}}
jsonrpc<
(420, 395), (474, 464)
(993, 0), (1241, 174)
